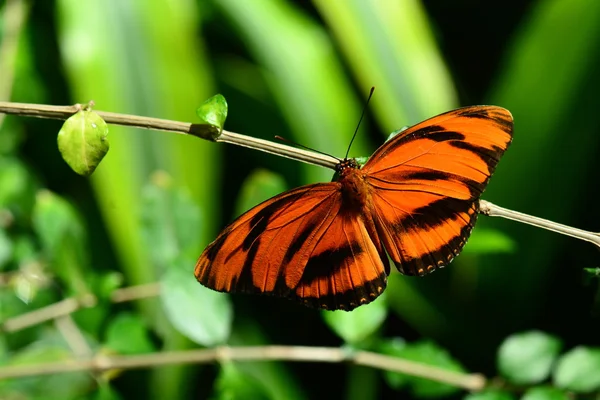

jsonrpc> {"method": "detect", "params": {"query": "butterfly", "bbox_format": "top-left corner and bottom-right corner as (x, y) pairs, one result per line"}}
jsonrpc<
(195, 106), (513, 311)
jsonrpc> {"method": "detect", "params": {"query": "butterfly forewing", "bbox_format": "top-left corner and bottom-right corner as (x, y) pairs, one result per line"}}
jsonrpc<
(363, 106), (513, 276)
(196, 183), (337, 294)
(195, 182), (389, 310)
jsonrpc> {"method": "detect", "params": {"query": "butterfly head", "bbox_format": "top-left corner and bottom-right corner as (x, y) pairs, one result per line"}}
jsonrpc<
(335, 158), (361, 174)
(331, 158), (361, 183)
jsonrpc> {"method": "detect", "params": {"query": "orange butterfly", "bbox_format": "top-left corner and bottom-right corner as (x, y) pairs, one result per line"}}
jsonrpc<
(195, 106), (513, 311)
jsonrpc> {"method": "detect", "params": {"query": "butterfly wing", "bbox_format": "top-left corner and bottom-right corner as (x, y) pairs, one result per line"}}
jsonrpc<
(362, 105), (513, 276)
(195, 183), (389, 310)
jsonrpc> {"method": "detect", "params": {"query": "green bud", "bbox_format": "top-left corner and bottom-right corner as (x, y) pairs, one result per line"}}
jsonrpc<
(57, 110), (109, 176)
(194, 94), (228, 140)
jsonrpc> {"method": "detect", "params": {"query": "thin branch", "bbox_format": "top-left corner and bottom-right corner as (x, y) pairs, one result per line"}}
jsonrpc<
(1, 294), (96, 333)
(480, 200), (600, 248)
(0, 101), (339, 170)
(217, 130), (338, 170)
(54, 315), (93, 358)
(111, 282), (161, 303)
(0, 282), (161, 333)
(0, 346), (486, 391)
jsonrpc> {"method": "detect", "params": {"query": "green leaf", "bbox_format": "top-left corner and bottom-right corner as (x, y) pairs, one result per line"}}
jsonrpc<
(32, 190), (85, 258)
(93, 271), (124, 301)
(234, 169), (287, 216)
(0, 229), (12, 269)
(0, 116), (25, 155)
(105, 312), (155, 355)
(11, 234), (37, 264)
(140, 172), (203, 273)
(380, 339), (465, 398)
(0, 156), (37, 219)
(57, 109), (109, 176)
(379, 338), (408, 389)
(212, 362), (270, 400)
(521, 386), (569, 400)
(63, 273), (120, 337)
(322, 293), (387, 344)
(386, 127), (408, 142)
(10, 261), (49, 304)
(583, 267), (600, 279)
(498, 331), (561, 384)
(463, 390), (515, 400)
(553, 346), (600, 392)
(32, 190), (89, 294)
(160, 262), (232, 347)
(195, 94), (228, 140)
(353, 156), (369, 166)
(462, 228), (517, 255)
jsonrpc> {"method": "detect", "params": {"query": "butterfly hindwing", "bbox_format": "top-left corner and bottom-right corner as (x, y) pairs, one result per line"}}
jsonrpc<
(363, 106), (513, 275)
(195, 183), (389, 310)
(292, 207), (389, 310)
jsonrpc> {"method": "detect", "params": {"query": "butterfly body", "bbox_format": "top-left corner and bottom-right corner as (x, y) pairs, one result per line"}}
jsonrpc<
(337, 159), (370, 211)
(196, 106), (513, 311)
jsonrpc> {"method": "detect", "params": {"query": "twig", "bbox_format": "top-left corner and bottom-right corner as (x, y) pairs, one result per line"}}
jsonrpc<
(111, 282), (161, 303)
(54, 315), (93, 358)
(0, 282), (162, 333)
(1, 294), (96, 333)
(480, 200), (600, 248)
(1, 101), (598, 247)
(0, 101), (339, 170)
(0, 346), (486, 391)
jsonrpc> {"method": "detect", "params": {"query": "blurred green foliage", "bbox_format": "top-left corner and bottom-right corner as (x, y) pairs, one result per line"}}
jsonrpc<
(0, 0), (599, 399)
(380, 339), (465, 398)
(497, 331), (561, 385)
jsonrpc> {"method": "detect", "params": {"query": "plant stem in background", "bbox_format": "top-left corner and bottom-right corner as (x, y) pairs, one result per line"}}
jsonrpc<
(0, 344), (486, 391)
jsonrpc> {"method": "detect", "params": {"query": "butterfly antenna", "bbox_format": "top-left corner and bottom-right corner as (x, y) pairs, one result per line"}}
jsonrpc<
(274, 135), (342, 161)
(345, 86), (375, 159)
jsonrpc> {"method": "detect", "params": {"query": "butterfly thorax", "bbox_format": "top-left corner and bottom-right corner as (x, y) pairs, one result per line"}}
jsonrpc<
(336, 158), (370, 211)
